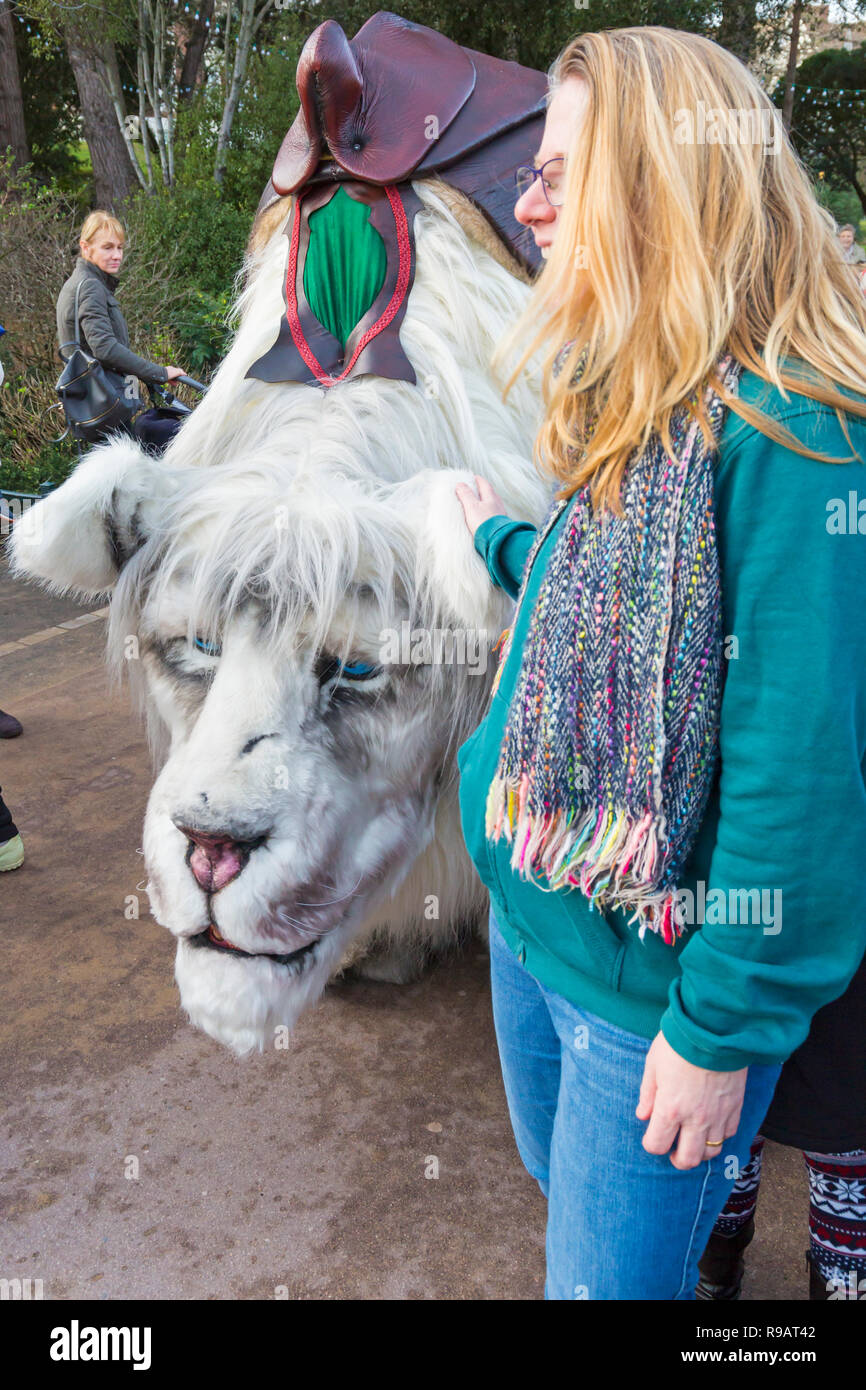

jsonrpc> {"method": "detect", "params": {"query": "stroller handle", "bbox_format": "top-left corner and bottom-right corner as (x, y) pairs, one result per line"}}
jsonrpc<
(175, 374), (207, 392)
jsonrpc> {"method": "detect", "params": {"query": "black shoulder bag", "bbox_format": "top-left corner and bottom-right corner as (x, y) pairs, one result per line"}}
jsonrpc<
(56, 280), (143, 442)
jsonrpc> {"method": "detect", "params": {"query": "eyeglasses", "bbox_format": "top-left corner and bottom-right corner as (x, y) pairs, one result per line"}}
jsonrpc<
(514, 157), (565, 208)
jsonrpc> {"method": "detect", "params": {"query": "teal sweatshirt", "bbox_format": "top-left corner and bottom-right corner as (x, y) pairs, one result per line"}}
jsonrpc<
(457, 368), (866, 1071)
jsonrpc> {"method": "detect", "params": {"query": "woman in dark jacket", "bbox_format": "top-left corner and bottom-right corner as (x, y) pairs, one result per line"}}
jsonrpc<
(56, 210), (184, 439)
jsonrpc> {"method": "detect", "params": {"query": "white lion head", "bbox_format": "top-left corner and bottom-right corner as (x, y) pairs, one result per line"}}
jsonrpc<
(11, 180), (549, 1054)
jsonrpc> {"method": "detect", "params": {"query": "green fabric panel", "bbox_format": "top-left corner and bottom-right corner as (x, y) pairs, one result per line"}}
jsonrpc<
(302, 187), (388, 349)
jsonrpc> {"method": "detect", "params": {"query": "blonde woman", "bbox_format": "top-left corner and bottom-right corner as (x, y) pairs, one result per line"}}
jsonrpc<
(455, 27), (866, 1299)
(56, 211), (184, 441)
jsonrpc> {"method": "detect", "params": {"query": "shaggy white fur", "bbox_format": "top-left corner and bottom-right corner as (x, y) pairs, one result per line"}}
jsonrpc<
(10, 177), (552, 1056)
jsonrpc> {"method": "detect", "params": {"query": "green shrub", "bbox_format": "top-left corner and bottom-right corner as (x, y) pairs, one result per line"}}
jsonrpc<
(173, 289), (234, 376)
(0, 438), (76, 495)
(124, 183), (250, 300)
(0, 365), (78, 492)
(173, 46), (302, 218)
(0, 154), (79, 372)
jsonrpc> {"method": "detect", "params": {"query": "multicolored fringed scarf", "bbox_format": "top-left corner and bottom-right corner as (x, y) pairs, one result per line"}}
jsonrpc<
(485, 349), (742, 943)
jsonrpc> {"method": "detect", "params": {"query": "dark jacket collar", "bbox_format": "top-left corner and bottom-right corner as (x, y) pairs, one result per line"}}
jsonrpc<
(76, 254), (118, 293)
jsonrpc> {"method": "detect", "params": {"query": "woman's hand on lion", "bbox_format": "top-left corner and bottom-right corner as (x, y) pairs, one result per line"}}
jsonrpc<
(455, 474), (510, 537)
(636, 1032), (749, 1169)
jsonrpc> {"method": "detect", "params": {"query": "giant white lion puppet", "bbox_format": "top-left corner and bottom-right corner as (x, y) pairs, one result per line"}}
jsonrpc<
(12, 11), (552, 1054)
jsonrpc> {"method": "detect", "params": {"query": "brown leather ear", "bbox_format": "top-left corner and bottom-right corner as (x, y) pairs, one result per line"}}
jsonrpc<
(272, 22), (357, 193)
(273, 13), (476, 191)
(263, 12), (546, 276)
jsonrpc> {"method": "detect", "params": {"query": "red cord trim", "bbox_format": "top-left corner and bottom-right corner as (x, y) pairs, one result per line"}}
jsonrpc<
(285, 186), (412, 387)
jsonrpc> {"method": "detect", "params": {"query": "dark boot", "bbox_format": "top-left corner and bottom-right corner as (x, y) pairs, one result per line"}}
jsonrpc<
(806, 1249), (858, 1300)
(0, 788), (18, 845)
(807, 1251), (830, 1300)
(695, 1215), (755, 1300)
(0, 710), (23, 738)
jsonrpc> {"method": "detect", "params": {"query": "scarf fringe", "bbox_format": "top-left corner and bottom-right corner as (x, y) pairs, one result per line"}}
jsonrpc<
(484, 774), (686, 944)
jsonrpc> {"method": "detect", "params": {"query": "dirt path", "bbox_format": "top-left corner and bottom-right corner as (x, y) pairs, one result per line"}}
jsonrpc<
(0, 559), (809, 1300)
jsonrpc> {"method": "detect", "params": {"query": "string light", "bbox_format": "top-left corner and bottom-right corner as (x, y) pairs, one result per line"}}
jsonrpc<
(11, 13), (864, 105)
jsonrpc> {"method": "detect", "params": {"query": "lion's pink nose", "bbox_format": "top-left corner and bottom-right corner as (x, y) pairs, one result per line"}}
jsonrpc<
(178, 827), (247, 893)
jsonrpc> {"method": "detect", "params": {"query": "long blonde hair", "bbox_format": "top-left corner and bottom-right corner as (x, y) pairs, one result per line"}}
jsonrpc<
(496, 26), (866, 511)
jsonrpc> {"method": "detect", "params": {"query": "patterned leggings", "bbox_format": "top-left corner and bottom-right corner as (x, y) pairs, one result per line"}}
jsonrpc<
(715, 1136), (866, 1296)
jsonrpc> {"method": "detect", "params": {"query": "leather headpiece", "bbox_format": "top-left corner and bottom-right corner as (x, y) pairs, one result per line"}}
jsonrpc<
(248, 11), (546, 389)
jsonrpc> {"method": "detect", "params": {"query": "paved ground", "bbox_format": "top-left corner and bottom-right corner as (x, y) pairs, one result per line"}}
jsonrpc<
(0, 548), (809, 1300)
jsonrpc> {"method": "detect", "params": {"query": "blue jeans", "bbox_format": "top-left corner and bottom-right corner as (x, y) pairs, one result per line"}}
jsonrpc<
(488, 906), (783, 1299)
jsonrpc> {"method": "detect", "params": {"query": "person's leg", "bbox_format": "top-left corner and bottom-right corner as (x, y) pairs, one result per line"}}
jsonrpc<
(712, 1135), (766, 1235)
(696, 1134), (765, 1299)
(0, 786), (24, 870)
(0, 787), (18, 844)
(803, 1148), (866, 1299)
(131, 411), (183, 457)
(487, 906), (561, 1197)
(539, 993), (782, 1300)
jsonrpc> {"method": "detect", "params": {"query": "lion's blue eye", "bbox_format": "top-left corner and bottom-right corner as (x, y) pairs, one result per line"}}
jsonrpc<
(340, 661), (380, 680)
(193, 637), (221, 657)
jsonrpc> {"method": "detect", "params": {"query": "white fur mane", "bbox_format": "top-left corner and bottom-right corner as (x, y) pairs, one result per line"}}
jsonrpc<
(108, 179), (547, 681)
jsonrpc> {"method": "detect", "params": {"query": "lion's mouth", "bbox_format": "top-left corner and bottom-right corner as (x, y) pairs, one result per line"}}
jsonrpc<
(188, 920), (320, 968)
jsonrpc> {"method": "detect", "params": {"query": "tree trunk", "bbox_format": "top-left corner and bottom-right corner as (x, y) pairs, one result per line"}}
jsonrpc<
(138, 0), (170, 185)
(717, 0), (759, 66)
(782, 0), (804, 134)
(178, 0), (214, 100)
(214, 0), (273, 186)
(850, 173), (866, 220)
(104, 39), (147, 190)
(0, 0), (30, 172)
(137, 47), (156, 189)
(840, 152), (866, 219)
(65, 19), (138, 208)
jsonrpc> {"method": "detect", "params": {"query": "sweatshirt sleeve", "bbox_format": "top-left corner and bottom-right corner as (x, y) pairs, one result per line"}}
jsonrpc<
(660, 407), (866, 1071)
(77, 279), (168, 384)
(473, 515), (538, 600)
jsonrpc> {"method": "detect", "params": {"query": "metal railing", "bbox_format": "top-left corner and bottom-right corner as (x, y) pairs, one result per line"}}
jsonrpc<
(0, 481), (56, 502)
